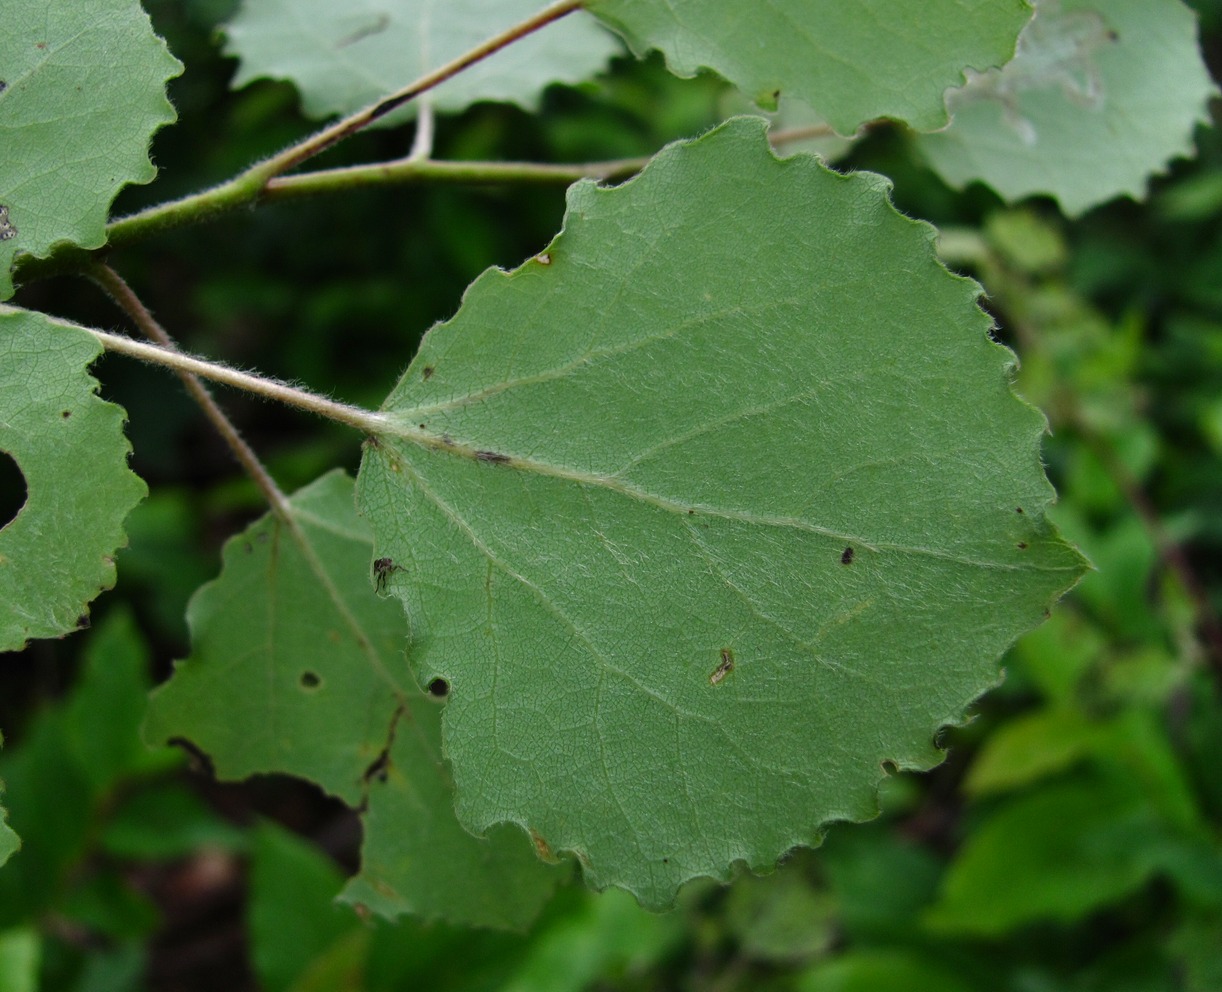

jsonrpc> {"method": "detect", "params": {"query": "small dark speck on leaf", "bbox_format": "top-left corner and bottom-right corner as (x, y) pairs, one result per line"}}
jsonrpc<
(0, 81), (6, 94)
(710, 648), (734, 685)
(418, 424), (426, 430)
(75, 614), (89, 629)
(840, 546), (854, 565)
(1017, 542), (1028, 550)
(476, 450), (510, 464)
(662, 857), (669, 864)
(687, 509), (695, 515)
(300, 671), (321, 689)
(427, 677), (449, 698)
(1015, 506), (1024, 514)
(61, 410), (71, 418)
(363, 435), (380, 450)
(422, 366), (434, 380)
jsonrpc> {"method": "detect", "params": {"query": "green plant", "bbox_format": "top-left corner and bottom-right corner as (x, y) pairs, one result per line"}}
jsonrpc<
(2, 1), (1220, 989)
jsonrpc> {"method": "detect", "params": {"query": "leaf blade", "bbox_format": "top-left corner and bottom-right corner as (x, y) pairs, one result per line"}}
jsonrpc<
(0, 0), (182, 298)
(584, 0), (1032, 133)
(359, 117), (1087, 907)
(0, 307), (147, 650)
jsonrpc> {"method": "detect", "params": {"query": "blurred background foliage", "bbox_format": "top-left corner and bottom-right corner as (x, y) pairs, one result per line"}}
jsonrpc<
(1, 0), (1221, 989)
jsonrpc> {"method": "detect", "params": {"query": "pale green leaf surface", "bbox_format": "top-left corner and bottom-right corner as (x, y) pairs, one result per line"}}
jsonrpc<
(144, 470), (562, 928)
(797, 950), (977, 992)
(918, 0), (1217, 216)
(0, 0), (181, 299)
(224, 0), (619, 123)
(0, 307), (146, 651)
(585, 0), (1031, 134)
(357, 117), (1087, 908)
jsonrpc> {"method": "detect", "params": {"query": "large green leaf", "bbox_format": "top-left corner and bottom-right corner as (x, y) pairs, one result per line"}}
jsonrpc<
(224, 0), (619, 123)
(918, 0), (1217, 216)
(584, 0), (1031, 134)
(356, 117), (1087, 908)
(0, 0), (181, 299)
(144, 470), (563, 928)
(0, 307), (146, 650)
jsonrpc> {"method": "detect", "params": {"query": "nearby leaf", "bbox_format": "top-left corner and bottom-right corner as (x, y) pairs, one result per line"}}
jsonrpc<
(0, 0), (181, 298)
(917, 0), (1218, 216)
(584, 0), (1032, 134)
(926, 777), (1165, 934)
(0, 736), (17, 870)
(249, 823), (361, 992)
(224, 0), (619, 124)
(357, 117), (1087, 908)
(797, 950), (978, 992)
(0, 929), (38, 992)
(0, 307), (147, 651)
(144, 470), (564, 928)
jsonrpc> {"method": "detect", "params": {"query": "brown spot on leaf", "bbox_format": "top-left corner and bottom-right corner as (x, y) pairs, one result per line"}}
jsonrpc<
(422, 366), (434, 380)
(476, 450), (510, 464)
(530, 830), (557, 862)
(710, 648), (734, 685)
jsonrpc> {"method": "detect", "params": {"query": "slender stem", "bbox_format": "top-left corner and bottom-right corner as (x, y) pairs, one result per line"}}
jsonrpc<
(264, 155), (647, 200)
(87, 263), (294, 516)
(407, 100), (436, 162)
(96, 0), (581, 251)
(247, 0), (582, 182)
(84, 325), (389, 435)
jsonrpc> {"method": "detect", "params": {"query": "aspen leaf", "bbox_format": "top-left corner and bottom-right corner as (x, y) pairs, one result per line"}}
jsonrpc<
(0, 0), (181, 298)
(357, 118), (1087, 908)
(0, 307), (146, 651)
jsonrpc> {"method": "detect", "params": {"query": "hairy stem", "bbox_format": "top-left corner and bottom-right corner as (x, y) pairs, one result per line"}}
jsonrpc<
(85, 325), (389, 436)
(87, 264), (294, 516)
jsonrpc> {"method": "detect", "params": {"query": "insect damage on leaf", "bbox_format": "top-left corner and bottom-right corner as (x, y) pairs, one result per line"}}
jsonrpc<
(710, 648), (734, 686)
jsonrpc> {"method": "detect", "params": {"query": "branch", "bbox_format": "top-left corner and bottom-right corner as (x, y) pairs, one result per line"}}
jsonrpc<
(87, 263), (294, 517)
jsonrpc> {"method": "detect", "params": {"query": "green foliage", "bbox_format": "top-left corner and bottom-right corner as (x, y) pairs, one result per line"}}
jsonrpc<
(919, 0), (1217, 215)
(360, 116), (1084, 906)
(0, 0), (181, 299)
(225, 0), (620, 121)
(0, 0), (1219, 988)
(0, 308), (147, 650)
(586, 0), (1032, 132)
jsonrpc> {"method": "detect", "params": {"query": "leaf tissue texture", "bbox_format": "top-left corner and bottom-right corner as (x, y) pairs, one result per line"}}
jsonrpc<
(0, 0), (182, 299)
(357, 117), (1088, 908)
(0, 307), (146, 652)
(144, 471), (563, 928)
(918, 0), (1217, 216)
(583, 0), (1032, 134)
(224, 0), (619, 123)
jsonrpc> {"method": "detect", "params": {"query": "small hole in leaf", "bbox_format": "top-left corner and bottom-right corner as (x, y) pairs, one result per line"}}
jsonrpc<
(300, 671), (322, 690)
(0, 449), (28, 530)
(427, 677), (450, 698)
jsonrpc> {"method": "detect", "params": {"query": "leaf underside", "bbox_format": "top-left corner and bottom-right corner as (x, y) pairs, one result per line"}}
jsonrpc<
(224, 0), (620, 124)
(0, 307), (147, 652)
(918, 0), (1217, 216)
(584, 0), (1032, 134)
(0, 0), (181, 299)
(144, 471), (564, 929)
(358, 117), (1087, 908)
